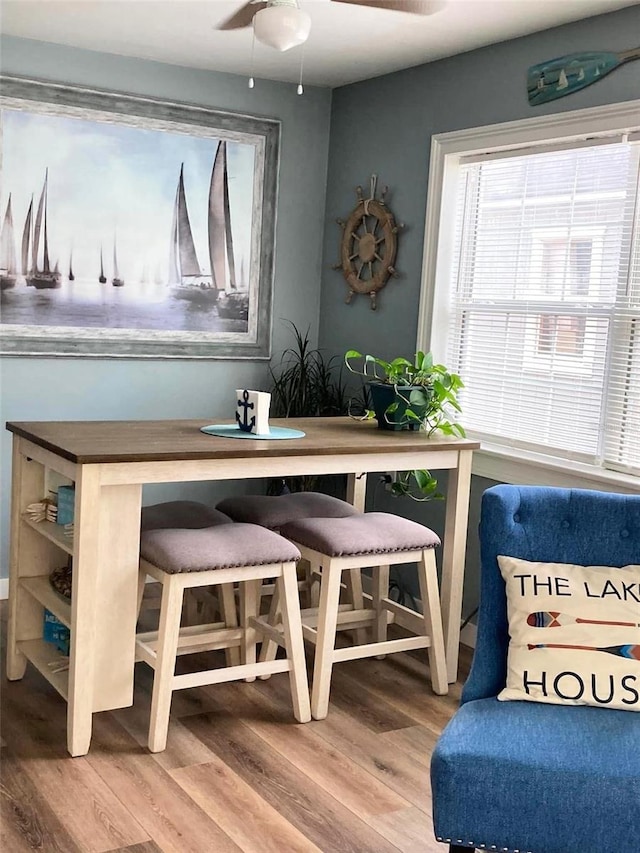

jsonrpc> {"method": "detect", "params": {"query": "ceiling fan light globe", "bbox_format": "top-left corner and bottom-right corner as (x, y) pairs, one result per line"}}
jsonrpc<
(253, 5), (311, 52)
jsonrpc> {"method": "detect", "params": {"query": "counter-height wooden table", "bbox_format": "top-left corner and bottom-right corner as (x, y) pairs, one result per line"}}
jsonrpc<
(6, 417), (479, 756)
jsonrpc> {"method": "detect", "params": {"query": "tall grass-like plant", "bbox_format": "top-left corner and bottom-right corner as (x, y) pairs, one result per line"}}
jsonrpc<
(268, 322), (346, 494)
(270, 322), (346, 418)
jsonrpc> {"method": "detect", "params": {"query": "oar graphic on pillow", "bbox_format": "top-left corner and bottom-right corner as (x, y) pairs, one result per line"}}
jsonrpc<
(527, 611), (640, 629)
(527, 47), (640, 106)
(527, 643), (640, 661)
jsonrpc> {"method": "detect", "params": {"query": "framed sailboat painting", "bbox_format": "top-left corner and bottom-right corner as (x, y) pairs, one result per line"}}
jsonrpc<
(0, 76), (279, 358)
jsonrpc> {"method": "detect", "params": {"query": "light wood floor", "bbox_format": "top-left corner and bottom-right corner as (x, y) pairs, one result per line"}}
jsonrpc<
(1, 601), (471, 853)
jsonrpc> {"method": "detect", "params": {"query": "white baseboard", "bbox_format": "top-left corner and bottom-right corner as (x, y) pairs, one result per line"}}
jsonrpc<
(0, 578), (8, 600)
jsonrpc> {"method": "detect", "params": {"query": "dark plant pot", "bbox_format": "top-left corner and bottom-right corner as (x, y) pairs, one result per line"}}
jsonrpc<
(367, 382), (421, 431)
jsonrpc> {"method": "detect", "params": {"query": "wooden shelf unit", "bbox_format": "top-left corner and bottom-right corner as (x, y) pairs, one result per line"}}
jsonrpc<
(16, 638), (69, 700)
(20, 575), (71, 629)
(22, 516), (73, 557)
(15, 489), (74, 700)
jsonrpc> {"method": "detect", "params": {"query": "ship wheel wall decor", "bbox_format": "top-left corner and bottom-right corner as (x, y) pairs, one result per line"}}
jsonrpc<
(334, 174), (404, 310)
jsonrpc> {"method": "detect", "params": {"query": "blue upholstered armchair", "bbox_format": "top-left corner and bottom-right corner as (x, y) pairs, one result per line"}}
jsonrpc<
(431, 485), (640, 853)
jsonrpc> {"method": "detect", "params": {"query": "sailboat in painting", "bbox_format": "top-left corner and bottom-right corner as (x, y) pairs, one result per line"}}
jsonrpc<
(0, 194), (17, 290)
(99, 246), (107, 283)
(210, 141), (249, 321)
(26, 170), (61, 289)
(21, 196), (34, 283)
(169, 141), (247, 316)
(169, 163), (218, 303)
(112, 237), (124, 287)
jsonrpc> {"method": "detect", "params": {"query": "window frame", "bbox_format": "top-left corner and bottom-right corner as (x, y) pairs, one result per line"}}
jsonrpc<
(417, 100), (640, 493)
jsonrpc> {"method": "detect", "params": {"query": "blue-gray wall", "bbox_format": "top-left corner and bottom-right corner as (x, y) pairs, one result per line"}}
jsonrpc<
(0, 37), (332, 577)
(318, 5), (640, 617)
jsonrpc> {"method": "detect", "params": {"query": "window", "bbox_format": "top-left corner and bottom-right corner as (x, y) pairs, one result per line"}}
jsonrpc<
(421, 104), (640, 481)
(537, 315), (585, 357)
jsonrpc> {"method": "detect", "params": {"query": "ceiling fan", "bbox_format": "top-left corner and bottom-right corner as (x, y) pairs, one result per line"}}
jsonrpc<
(217, 0), (446, 52)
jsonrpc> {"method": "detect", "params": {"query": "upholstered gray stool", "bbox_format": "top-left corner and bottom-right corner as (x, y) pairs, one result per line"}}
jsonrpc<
(141, 500), (230, 532)
(277, 512), (449, 720)
(136, 520), (311, 752)
(139, 501), (237, 649)
(217, 491), (365, 618)
(216, 492), (360, 529)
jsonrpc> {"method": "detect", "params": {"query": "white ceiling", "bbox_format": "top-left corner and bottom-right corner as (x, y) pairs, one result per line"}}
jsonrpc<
(2, 0), (639, 88)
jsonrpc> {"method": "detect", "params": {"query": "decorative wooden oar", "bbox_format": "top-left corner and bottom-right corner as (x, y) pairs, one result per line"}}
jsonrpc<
(528, 611), (640, 629)
(528, 643), (640, 661)
(527, 47), (640, 106)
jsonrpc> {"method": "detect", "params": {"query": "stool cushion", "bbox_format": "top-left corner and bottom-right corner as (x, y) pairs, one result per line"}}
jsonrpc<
(141, 501), (231, 532)
(216, 492), (360, 529)
(280, 512), (441, 557)
(140, 523), (301, 573)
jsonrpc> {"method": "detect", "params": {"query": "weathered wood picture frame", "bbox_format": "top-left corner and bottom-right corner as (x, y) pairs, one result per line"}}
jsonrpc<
(0, 76), (280, 359)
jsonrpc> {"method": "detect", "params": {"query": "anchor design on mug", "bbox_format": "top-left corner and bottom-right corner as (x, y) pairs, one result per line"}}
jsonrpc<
(236, 389), (271, 435)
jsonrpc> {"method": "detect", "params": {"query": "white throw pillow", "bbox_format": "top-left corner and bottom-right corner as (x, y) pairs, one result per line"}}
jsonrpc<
(497, 556), (640, 712)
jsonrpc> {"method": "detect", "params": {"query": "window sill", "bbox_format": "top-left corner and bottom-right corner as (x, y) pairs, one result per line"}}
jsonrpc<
(472, 442), (640, 494)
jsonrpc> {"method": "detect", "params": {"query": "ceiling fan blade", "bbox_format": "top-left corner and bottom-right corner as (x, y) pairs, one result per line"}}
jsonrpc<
(331, 0), (446, 14)
(216, 1), (267, 31)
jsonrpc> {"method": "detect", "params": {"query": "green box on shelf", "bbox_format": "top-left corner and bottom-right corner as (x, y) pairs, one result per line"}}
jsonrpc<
(56, 485), (75, 526)
(43, 609), (70, 656)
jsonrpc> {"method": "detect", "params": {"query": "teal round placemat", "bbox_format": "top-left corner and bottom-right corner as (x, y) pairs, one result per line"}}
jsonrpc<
(201, 424), (306, 440)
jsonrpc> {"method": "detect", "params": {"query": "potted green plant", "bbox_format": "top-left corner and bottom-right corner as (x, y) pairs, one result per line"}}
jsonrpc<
(344, 349), (465, 500)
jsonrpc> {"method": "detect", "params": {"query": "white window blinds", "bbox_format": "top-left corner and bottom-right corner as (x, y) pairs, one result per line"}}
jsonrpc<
(445, 139), (640, 476)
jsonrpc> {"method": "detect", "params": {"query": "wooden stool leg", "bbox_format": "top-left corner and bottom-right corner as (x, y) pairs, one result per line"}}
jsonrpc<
(277, 562), (311, 723)
(136, 571), (147, 621)
(183, 589), (200, 626)
(343, 567), (368, 645)
(219, 582), (240, 667)
(258, 581), (281, 672)
(311, 559), (343, 720)
(372, 563), (390, 658)
(149, 574), (183, 753)
(298, 557), (312, 608)
(309, 562), (321, 608)
(418, 549), (448, 695)
(197, 585), (217, 624)
(240, 578), (261, 682)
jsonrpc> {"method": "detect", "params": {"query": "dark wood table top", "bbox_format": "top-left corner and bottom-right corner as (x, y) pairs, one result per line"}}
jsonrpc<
(6, 417), (480, 465)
